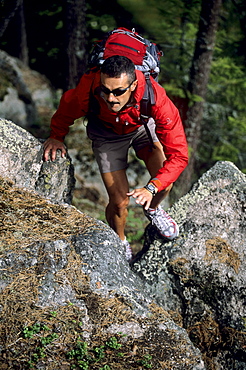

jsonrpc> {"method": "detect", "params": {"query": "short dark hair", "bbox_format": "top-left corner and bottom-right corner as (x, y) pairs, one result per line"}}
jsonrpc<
(101, 55), (136, 83)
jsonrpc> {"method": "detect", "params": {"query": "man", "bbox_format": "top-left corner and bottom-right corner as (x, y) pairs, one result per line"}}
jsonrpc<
(43, 55), (188, 262)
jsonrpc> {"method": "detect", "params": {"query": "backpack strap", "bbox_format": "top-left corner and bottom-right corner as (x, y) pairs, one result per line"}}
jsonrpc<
(140, 73), (156, 150)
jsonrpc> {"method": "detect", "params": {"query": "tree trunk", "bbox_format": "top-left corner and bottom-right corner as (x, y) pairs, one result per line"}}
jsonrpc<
(64, 0), (88, 90)
(175, 0), (222, 198)
(0, 0), (28, 65)
(17, 0), (29, 65)
(0, 0), (22, 38)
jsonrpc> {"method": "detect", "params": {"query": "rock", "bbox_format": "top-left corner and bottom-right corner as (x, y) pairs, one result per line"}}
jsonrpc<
(0, 118), (75, 203)
(0, 176), (205, 370)
(0, 49), (55, 133)
(1, 118), (244, 368)
(133, 161), (246, 369)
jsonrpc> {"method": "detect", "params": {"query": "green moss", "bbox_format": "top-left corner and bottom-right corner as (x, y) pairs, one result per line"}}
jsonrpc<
(44, 174), (52, 183)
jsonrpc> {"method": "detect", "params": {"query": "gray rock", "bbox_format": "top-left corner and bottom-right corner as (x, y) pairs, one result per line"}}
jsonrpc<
(0, 49), (55, 130)
(133, 161), (246, 369)
(0, 195), (205, 369)
(0, 118), (75, 203)
(0, 120), (205, 368)
(1, 118), (244, 368)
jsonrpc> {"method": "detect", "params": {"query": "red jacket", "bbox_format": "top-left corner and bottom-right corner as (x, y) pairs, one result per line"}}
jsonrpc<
(50, 69), (188, 191)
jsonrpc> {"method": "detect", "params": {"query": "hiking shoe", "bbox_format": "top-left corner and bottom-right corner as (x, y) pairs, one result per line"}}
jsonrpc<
(144, 205), (179, 240)
(122, 239), (133, 262)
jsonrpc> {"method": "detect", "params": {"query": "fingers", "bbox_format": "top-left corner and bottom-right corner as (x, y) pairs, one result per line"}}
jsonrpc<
(126, 190), (135, 196)
(50, 147), (58, 162)
(43, 138), (67, 162)
(127, 188), (153, 210)
(43, 144), (52, 162)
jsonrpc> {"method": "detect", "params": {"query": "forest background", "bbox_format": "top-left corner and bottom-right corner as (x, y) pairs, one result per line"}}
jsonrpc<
(1, 0), (246, 200)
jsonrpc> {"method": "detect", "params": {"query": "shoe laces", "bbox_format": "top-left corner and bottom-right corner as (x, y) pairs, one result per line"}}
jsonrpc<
(153, 207), (173, 227)
(145, 206), (178, 239)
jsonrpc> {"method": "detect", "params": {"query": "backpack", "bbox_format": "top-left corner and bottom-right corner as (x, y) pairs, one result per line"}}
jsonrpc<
(88, 27), (163, 148)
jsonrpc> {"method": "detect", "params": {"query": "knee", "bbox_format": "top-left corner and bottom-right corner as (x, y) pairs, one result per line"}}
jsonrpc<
(108, 196), (129, 215)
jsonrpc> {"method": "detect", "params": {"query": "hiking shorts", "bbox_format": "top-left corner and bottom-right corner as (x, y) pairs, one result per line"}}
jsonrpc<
(86, 118), (159, 173)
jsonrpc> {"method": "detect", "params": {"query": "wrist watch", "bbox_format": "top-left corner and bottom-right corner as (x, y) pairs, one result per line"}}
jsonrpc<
(144, 183), (157, 196)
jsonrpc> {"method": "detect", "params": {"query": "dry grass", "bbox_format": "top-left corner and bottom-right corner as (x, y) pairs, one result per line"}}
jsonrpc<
(204, 236), (241, 273)
(0, 248), (202, 370)
(0, 176), (95, 252)
(1, 176), (245, 369)
(0, 176), (202, 369)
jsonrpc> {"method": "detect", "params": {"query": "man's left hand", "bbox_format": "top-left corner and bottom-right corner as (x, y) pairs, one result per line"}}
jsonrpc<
(127, 188), (153, 210)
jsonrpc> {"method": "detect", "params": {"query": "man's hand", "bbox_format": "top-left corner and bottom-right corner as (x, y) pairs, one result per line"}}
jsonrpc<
(127, 187), (153, 210)
(43, 138), (67, 162)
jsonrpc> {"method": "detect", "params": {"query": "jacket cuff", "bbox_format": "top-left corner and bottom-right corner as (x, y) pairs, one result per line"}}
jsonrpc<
(50, 133), (65, 142)
(149, 178), (163, 192)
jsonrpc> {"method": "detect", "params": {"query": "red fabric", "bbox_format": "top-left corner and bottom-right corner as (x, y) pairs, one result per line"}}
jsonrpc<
(104, 32), (147, 65)
(50, 69), (188, 191)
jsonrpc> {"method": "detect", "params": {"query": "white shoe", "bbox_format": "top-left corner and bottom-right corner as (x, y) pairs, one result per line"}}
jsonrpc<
(122, 239), (133, 262)
(144, 205), (179, 240)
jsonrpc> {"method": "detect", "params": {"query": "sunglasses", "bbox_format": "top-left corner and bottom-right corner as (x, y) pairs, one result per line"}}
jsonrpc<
(100, 81), (134, 97)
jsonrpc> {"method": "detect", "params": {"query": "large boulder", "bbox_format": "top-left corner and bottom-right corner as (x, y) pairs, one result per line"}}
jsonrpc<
(133, 161), (246, 369)
(0, 49), (55, 133)
(0, 119), (245, 369)
(0, 176), (205, 370)
(0, 118), (75, 203)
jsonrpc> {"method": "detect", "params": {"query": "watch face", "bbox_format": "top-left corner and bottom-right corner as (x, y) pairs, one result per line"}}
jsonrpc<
(145, 183), (156, 194)
(148, 184), (155, 192)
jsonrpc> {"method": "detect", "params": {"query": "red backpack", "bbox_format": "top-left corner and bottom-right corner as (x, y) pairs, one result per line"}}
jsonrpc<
(89, 27), (162, 80)
(88, 28), (163, 147)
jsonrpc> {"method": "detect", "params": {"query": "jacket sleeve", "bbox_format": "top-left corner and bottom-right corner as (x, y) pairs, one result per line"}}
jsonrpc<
(150, 81), (189, 191)
(50, 71), (96, 142)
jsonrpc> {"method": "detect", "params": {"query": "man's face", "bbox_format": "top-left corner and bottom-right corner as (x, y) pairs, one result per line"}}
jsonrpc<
(100, 72), (137, 113)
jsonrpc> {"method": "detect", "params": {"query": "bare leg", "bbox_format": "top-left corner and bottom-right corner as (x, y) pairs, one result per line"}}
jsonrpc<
(136, 142), (178, 241)
(101, 169), (129, 240)
(136, 141), (173, 208)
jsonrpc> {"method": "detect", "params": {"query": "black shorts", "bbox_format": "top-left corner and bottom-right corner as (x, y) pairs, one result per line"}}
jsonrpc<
(86, 118), (159, 173)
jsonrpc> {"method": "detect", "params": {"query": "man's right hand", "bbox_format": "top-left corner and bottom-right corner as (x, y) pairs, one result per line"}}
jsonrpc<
(43, 138), (67, 162)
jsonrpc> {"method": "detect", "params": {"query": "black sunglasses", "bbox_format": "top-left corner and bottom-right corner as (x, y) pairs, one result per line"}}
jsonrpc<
(100, 81), (134, 97)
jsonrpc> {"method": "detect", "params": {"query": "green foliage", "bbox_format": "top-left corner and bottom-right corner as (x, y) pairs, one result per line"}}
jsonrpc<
(49, 310), (58, 318)
(93, 345), (106, 360)
(208, 57), (246, 109)
(212, 115), (246, 169)
(86, 13), (116, 36)
(40, 333), (59, 346)
(23, 322), (50, 339)
(22, 322), (59, 366)
(105, 336), (122, 349)
(67, 341), (89, 360)
(118, 0), (201, 85)
(197, 54), (246, 174)
(67, 336), (118, 369)
(138, 354), (153, 368)
(66, 335), (153, 369)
